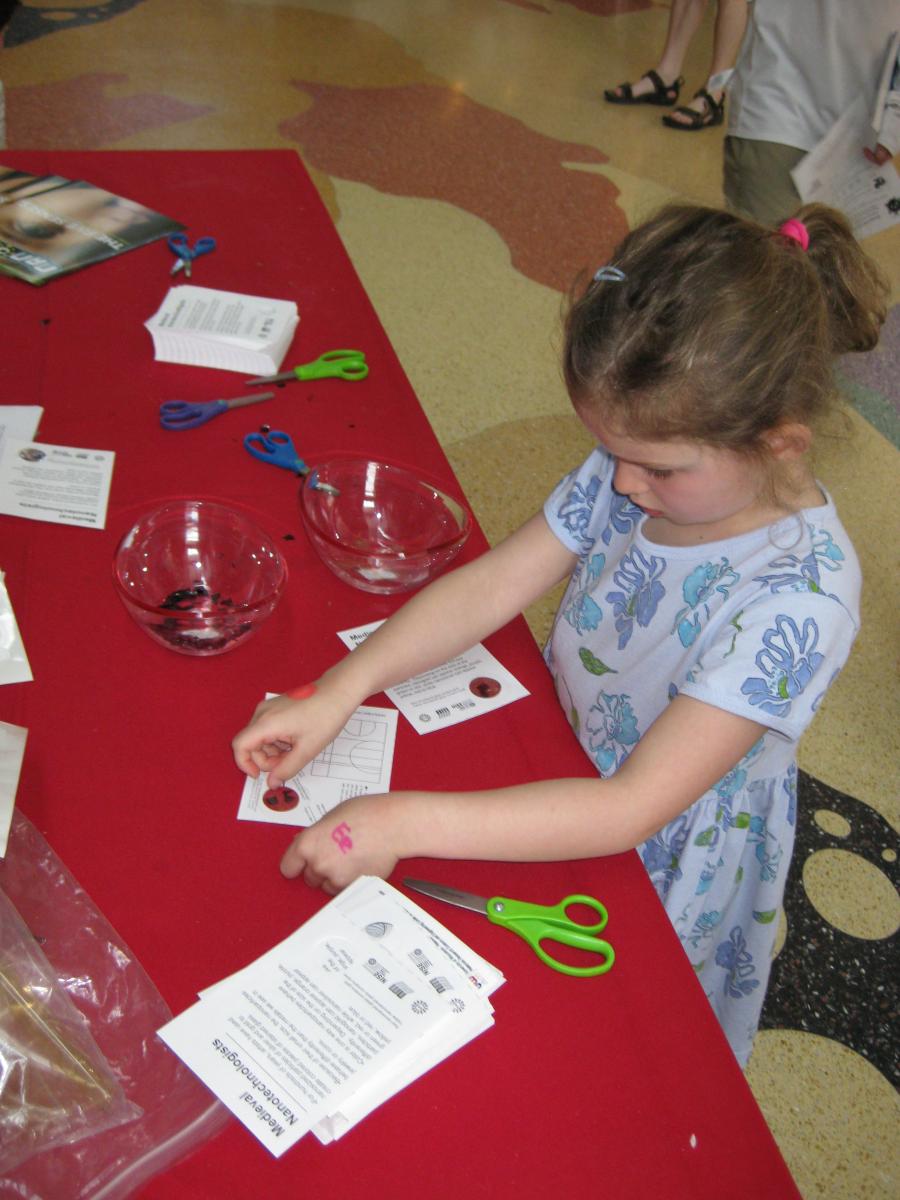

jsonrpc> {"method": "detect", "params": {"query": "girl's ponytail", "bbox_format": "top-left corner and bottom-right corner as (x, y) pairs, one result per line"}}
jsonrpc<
(793, 203), (888, 355)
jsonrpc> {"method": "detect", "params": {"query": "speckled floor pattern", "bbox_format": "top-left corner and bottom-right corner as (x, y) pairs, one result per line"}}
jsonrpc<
(1, 2), (897, 1196)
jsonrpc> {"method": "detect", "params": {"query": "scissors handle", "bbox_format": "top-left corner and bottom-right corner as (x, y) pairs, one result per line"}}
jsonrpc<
(168, 234), (216, 276)
(243, 430), (309, 474)
(159, 392), (273, 431)
(168, 233), (216, 259)
(159, 399), (225, 429)
(294, 350), (369, 382)
(486, 894), (615, 977)
(190, 236), (216, 256)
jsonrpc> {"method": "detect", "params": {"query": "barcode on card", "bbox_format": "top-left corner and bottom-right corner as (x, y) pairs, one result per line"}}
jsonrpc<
(410, 948), (432, 974)
(389, 981), (413, 999)
(364, 957), (388, 984)
(429, 976), (453, 994)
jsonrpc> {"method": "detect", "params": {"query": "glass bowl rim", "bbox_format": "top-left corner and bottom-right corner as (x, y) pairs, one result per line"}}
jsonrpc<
(299, 456), (472, 560)
(111, 498), (288, 619)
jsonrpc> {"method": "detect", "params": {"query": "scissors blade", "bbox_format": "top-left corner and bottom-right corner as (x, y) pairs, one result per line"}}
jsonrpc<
(222, 390), (276, 410)
(403, 878), (489, 916)
(243, 370), (296, 386)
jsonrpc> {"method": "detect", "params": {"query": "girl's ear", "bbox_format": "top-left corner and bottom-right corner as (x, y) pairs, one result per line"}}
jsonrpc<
(762, 423), (812, 460)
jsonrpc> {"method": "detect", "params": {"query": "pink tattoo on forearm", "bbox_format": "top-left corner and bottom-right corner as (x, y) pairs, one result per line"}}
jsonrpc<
(331, 822), (353, 854)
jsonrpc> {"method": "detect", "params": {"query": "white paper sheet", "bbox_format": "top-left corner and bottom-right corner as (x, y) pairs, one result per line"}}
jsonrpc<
(0, 437), (114, 529)
(237, 700), (398, 827)
(0, 572), (32, 685)
(0, 720), (27, 857)
(791, 94), (900, 241)
(0, 405), (42, 452)
(311, 879), (504, 1143)
(158, 877), (501, 1157)
(337, 621), (530, 733)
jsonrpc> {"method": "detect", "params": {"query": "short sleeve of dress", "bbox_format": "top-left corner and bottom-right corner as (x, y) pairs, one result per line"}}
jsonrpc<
(680, 588), (860, 742)
(543, 446), (614, 554)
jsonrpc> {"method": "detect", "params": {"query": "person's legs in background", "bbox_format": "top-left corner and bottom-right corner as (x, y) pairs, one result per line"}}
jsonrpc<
(604, 0), (746, 126)
(664, 0), (748, 129)
(604, 0), (709, 106)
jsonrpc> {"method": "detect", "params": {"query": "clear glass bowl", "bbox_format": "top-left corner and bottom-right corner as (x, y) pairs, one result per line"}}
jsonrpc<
(112, 500), (287, 656)
(299, 458), (472, 594)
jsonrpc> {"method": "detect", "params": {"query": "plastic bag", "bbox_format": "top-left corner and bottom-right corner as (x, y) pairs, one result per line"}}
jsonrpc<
(0, 811), (228, 1199)
(0, 885), (140, 1173)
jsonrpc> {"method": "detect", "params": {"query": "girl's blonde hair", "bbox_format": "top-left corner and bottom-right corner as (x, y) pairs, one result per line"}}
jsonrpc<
(563, 204), (887, 453)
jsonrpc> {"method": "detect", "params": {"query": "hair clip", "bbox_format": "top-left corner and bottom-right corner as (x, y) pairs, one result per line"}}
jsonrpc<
(778, 219), (809, 251)
(593, 265), (626, 283)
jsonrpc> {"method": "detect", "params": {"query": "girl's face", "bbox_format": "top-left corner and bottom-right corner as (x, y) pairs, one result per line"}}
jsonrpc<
(582, 415), (778, 544)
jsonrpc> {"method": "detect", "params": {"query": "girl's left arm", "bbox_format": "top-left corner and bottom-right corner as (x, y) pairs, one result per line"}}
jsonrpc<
(282, 695), (768, 892)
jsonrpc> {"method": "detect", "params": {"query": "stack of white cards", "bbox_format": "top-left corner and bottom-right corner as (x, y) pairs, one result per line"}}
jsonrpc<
(158, 877), (503, 1156)
(144, 285), (299, 376)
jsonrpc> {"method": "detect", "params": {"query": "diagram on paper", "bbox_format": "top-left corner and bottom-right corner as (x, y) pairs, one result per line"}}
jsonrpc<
(308, 714), (391, 783)
(237, 703), (399, 828)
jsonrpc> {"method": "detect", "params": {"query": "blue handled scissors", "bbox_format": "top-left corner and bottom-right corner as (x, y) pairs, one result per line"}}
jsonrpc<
(168, 233), (216, 277)
(243, 429), (340, 494)
(245, 349), (368, 387)
(404, 878), (615, 977)
(160, 390), (275, 430)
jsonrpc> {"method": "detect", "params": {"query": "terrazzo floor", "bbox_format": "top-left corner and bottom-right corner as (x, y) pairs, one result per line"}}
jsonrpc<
(1, 2), (897, 1196)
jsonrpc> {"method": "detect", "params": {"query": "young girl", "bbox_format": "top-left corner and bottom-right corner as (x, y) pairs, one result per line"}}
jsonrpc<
(232, 203), (886, 1066)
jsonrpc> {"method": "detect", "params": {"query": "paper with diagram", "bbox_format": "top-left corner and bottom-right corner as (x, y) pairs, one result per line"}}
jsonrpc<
(237, 700), (398, 827)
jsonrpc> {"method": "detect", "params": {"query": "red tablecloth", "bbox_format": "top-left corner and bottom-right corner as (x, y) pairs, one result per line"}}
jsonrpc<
(0, 151), (799, 1198)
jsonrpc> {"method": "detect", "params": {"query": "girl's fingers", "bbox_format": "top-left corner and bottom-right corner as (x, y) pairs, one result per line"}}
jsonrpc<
(280, 836), (305, 878)
(303, 865), (325, 890)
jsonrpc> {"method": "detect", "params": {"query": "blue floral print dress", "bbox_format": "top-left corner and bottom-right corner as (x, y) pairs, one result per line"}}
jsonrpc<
(543, 447), (861, 1065)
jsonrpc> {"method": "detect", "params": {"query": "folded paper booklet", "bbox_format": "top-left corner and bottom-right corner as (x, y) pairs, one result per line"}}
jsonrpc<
(0, 164), (184, 285)
(158, 876), (504, 1156)
(145, 285), (299, 376)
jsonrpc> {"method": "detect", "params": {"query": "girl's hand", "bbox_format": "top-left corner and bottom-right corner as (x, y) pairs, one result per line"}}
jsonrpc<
(279, 793), (404, 894)
(231, 683), (356, 787)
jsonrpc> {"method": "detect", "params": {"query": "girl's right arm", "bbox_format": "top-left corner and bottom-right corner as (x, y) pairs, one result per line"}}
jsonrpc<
(231, 511), (578, 784)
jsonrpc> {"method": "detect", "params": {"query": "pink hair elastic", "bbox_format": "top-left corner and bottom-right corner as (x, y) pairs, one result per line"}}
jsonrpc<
(778, 219), (809, 251)
(286, 682), (317, 700)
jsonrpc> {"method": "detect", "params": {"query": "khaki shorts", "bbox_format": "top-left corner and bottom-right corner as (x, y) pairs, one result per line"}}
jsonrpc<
(723, 136), (805, 227)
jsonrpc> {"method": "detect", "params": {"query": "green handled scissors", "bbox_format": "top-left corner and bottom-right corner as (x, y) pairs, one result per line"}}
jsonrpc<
(404, 878), (615, 977)
(245, 349), (368, 387)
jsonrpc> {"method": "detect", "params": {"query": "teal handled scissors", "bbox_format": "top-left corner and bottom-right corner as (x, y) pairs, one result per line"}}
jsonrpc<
(243, 429), (340, 494)
(404, 878), (615, 977)
(160, 390), (275, 430)
(168, 233), (216, 277)
(245, 349), (368, 387)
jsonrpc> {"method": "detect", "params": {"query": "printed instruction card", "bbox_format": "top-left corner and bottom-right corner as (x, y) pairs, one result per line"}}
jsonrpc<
(337, 621), (529, 734)
(237, 700), (398, 827)
(0, 438), (114, 529)
(158, 876), (503, 1156)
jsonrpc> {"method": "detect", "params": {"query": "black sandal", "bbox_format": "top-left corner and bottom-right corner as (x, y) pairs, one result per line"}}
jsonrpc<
(604, 69), (683, 107)
(662, 87), (725, 130)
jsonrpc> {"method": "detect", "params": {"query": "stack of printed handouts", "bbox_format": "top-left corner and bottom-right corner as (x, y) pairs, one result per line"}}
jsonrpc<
(158, 877), (504, 1156)
(144, 285), (299, 376)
